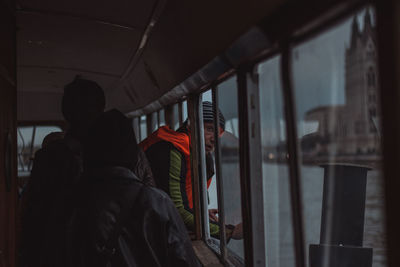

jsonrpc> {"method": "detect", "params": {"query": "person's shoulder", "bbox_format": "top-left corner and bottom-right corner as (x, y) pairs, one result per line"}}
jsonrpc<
(137, 184), (176, 212)
(141, 184), (170, 201)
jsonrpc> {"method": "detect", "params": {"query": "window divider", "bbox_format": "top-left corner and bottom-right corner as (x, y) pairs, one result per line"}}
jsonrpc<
(237, 68), (266, 267)
(212, 87), (228, 262)
(178, 101), (184, 127)
(188, 94), (204, 240)
(197, 95), (211, 241)
(27, 125), (36, 170)
(146, 113), (152, 137)
(138, 117), (142, 142)
(280, 44), (306, 267)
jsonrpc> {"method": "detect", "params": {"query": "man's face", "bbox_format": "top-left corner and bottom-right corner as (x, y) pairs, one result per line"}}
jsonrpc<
(204, 122), (215, 153)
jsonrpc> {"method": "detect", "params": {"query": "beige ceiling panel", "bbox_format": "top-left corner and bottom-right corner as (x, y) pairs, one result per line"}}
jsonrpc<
(108, 59), (160, 113)
(17, 12), (141, 78)
(18, 66), (118, 93)
(18, 91), (63, 121)
(17, 67), (118, 121)
(17, 0), (156, 29)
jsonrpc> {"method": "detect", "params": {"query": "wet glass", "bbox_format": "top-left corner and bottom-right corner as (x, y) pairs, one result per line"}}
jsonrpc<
(257, 55), (296, 266)
(291, 7), (387, 267)
(217, 76), (244, 261)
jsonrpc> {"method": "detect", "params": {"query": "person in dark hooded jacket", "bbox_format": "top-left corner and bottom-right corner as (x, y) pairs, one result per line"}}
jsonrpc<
(67, 109), (200, 267)
(61, 76), (155, 186)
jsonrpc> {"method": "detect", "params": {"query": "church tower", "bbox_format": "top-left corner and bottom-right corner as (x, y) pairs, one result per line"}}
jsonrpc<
(344, 9), (379, 154)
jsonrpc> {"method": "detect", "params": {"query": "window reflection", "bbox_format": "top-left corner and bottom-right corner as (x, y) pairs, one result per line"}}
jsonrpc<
(258, 55), (296, 266)
(292, 7), (386, 267)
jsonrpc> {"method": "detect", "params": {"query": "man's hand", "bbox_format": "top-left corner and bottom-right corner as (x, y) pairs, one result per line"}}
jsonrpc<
(231, 223), (243, 240)
(208, 209), (219, 222)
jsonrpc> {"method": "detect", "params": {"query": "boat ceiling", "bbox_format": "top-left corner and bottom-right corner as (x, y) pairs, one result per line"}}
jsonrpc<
(16, 0), (285, 121)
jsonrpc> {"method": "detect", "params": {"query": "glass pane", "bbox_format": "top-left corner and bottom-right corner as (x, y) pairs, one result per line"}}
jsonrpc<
(258, 55), (296, 266)
(17, 126), (62, 175)
(183, 100), (188, 123)
(218, 76), (244, 261)
(159, 109), (166, 127)
(17, 126), (33, 174)
(149, 112), (158, 133)
(140, 115), (147, 141)
(34, 126), (63, 149)
(202, 90), (218, 210)
(132, 117), (140, 143)
(292, 7), (386, 267)
(200, 89), (219, 248)
(173, 103), (180, 130)
(17, 125), (62, 195)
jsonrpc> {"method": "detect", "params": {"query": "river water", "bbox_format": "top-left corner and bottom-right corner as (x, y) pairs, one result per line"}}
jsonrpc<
(211, 163), (387, 267)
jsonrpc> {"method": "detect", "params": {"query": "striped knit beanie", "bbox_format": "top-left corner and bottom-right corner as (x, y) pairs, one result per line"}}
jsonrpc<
(202, 101), (225, 130)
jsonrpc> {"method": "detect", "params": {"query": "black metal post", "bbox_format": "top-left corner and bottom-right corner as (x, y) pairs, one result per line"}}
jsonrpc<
(309, 163), (373, 267)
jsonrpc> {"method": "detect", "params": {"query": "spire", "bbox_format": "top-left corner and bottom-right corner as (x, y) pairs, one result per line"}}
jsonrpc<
(364, 7), (372, 28)
(350, 17), (360, 49)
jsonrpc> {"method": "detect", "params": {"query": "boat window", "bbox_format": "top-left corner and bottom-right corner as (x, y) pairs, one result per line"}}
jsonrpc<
(139, 115), (147, 141)
(182, 100), (188, 123)
(132, 117), (140, 143)
(173, 102), (180, 130)
(201, 90), (218, 217)
(158, 109), (166, 127)
(258, 55), (297, 266)
(291, 7), (386, 267)
(148, 112), (158, 134)
(200, 89), (217, 240)
(217, 76), (244, 262)
(17, 125), (62, 191)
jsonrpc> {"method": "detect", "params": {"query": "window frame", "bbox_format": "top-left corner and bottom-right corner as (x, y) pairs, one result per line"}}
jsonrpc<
(130, 1), (398, 266)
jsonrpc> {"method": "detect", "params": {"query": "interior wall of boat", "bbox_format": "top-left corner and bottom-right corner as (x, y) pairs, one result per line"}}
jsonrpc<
(127, 27), (271, 117)
(113, 0), (285, 113)
(0, 0), (17, 266)
(16, 0), (154, 121)
(376, 0), (400, 265)
(16, 0), (286, 122)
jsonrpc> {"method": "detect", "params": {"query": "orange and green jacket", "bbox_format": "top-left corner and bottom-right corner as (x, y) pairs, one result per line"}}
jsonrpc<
(139, 126), (221, 237)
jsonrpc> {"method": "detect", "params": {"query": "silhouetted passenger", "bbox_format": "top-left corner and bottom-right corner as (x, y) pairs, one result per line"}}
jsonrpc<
(41, 131), (65, 148)
(62, 76), (155, 186)
(67, 109), (200, 267)
(20, 139), (82, 267)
